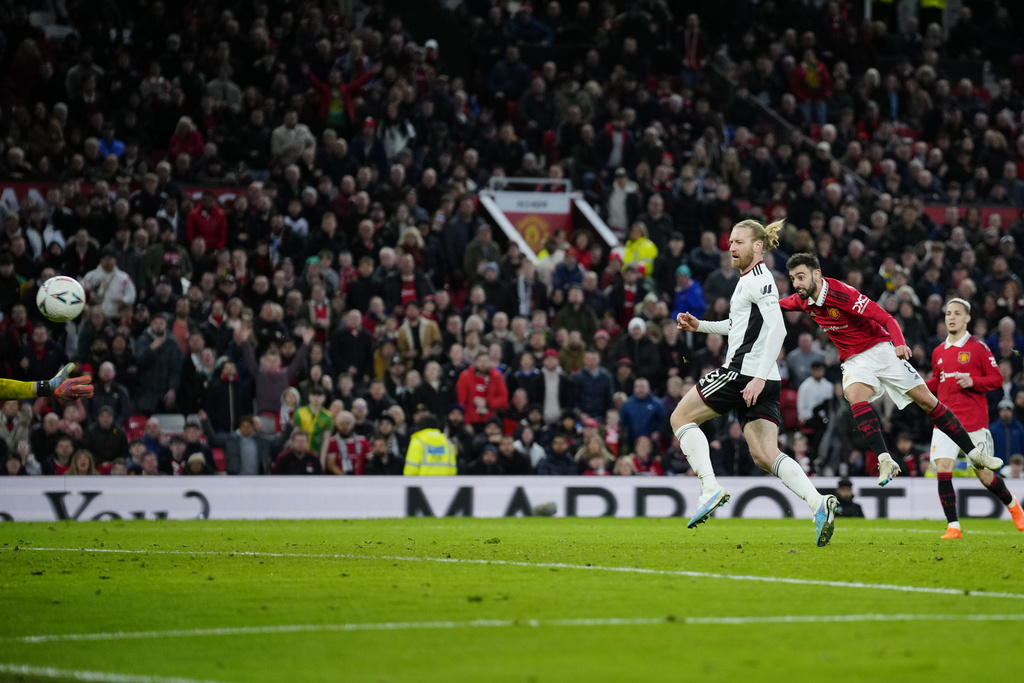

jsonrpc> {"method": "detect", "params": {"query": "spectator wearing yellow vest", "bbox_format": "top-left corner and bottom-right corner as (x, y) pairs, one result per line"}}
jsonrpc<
(623, 222), (658, 279)
(403, 414), (457, 476)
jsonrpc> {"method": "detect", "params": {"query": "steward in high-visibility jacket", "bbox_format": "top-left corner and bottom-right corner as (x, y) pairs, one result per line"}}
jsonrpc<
(403, 415), (457, 476)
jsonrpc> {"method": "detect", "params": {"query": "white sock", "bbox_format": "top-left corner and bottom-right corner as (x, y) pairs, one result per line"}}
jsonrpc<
(948, 521), (961, 530)
(675, 423), (720, 495)
(771, 454), (823, 512)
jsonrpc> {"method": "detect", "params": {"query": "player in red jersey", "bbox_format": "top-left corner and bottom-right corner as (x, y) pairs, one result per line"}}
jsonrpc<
(783, 253), (1003, 487)
(926, 298), (1024, 538)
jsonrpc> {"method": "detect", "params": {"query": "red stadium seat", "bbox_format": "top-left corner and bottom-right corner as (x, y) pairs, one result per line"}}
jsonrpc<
(542, 130), (558, 162)
(126, 414), (148, 441)
(780, 388), (799, 432)
(212, 448), (226, 472)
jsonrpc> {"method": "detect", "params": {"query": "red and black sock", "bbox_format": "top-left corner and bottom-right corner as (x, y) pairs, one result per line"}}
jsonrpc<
(851, 402), (890, 457)
(937, 472), (958, 524)
(927, 402), (976, 456)
(983, 475), (1014, 507)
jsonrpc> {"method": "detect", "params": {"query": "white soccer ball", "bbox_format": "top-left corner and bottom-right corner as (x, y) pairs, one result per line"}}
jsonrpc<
(36, 276), (86, 322)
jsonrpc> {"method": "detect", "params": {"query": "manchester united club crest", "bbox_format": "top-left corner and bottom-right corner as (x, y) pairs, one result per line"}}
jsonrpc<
(958, 351), (971, 363)
(828, 308), (841, 319)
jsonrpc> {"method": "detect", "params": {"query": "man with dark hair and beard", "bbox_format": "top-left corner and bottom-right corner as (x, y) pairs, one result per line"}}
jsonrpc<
(443, 403), (474, 469)
(364, 434), (405, 475)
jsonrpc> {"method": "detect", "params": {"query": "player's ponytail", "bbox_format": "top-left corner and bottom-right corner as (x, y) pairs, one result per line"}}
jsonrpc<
(734, 218), (783, 253)
(762, 220), (783, 252)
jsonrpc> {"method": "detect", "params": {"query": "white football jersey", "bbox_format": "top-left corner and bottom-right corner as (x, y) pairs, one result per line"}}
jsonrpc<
(699, 261), (783, 380)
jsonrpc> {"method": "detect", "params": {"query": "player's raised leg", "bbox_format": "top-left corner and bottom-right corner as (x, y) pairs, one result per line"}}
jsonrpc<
(906, 384), (1003, 471)
(745, 419), (838, 547)
(670, 385), (728, 528)
(844, 382), (901, 486)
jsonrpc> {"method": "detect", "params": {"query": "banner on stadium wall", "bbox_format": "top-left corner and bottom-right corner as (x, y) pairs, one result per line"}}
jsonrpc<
(491, 191), (573, 253)
(2, 477), (1021, 523)
(0, 182), (245, 214)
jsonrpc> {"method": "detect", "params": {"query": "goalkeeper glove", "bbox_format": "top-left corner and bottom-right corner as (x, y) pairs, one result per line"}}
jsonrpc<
(40, 363), (95, 401)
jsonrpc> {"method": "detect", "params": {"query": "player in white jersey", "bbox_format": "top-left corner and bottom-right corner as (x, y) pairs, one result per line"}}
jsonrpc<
(671, 219), (839, 546)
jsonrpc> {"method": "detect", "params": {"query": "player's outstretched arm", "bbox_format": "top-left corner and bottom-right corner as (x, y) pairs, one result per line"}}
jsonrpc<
(1, 363), (96, 401)
(678, 312), (731, 335)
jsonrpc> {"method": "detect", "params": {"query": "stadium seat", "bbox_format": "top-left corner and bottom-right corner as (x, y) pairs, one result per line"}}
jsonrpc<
(153, 413), (186, 435)
(780, 388), (799, 432)
(126, 414), (149, 440)
(211, 448), (226, 472)
(28, 10), (55, 26)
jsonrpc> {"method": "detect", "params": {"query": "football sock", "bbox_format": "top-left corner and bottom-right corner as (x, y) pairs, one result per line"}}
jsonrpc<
(850, 402), (890, 459)
(937, 472), (959, 526)
(675, 423), (719, 495)
(927, 402), (977, 456)
(771, 453), (823, 512)
(983, 474), (1014, 507)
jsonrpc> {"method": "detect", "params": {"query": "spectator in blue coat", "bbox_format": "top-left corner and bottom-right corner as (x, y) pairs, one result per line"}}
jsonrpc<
(991, 398), (1024, 465)
(552, 250), (585, 293)
(509, 4), (554, 45)
(574, 349), (615, 419)
(487, 46), (530, 101)
(620, 377), (667, 454)
(349, 117), (389, 176)
(670, 264), (706, 321)
(536, 433), (577, 475)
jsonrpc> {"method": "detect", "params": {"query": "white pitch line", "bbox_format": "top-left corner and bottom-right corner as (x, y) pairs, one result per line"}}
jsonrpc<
(843, 528), (1021, 536)
(9, 546), (1024, 601)
(0, 662), (231, 683)
(6, 614), (1024, 646)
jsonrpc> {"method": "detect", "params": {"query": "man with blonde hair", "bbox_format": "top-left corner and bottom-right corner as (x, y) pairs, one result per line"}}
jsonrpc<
(673, 220), (839, 546)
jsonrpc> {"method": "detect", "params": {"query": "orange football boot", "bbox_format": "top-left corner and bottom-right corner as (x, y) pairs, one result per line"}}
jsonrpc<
(1009, 495), (1024, 532)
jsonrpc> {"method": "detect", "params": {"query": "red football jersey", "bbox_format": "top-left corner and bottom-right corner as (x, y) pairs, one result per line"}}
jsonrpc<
(325, 434), (371, 475)
(780, 277), (907, 361)
(926, 335), (1001, 431)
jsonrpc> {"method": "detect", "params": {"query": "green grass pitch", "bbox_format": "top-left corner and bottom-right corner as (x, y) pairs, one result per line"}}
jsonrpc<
(1, 517), (1023, 682)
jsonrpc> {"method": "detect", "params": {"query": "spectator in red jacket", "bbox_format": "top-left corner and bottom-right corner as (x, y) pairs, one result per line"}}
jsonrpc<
(301, 62), (380, 132)
(186, 191), (228, 251)
(168, 116), (204, 161)
(456, 353), (509, 429)
(790, 49), (831, 125)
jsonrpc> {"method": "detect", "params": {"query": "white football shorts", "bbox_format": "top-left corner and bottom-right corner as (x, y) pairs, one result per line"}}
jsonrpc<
(930, 427), (992, 462)
(840, 342), (926, 410)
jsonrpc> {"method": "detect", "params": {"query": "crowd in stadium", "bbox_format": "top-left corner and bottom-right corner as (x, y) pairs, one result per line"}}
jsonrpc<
(0, 0), (1023, 479)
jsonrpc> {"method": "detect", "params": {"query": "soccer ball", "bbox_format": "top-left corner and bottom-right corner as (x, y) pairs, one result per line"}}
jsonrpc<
(36, 276), (86, 322)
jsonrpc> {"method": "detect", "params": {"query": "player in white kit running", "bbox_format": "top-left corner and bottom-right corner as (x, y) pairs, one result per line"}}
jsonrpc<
(671, 220), (838, 547)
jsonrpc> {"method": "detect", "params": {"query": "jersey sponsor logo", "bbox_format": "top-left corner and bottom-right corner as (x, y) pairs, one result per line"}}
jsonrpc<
(761, 284), (773, 295)
(851, 294), (869, 314)
(939, 370), (971, 382)
(828, 307), (841, 319)
(958, 352), (971, 363)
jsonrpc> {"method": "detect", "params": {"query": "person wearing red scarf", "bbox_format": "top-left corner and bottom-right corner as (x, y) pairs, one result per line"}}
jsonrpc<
(455, 354), (509, 428)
